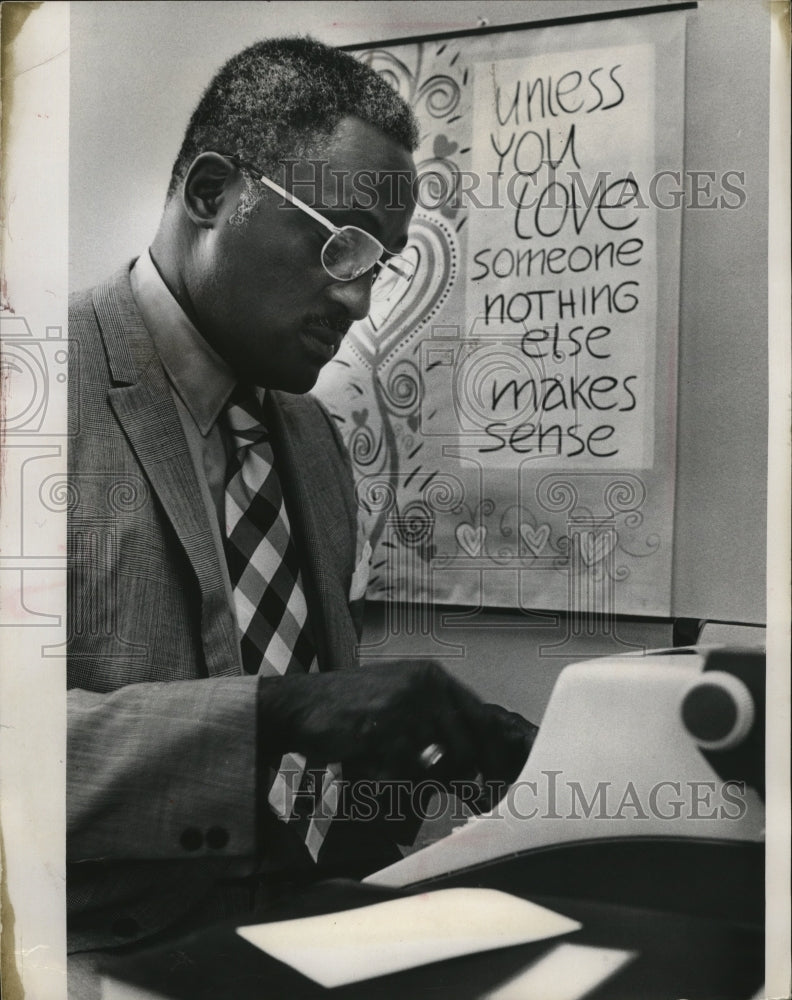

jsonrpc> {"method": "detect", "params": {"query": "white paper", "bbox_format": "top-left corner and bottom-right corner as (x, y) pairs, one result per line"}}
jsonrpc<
(236, 888), (581, 988)
(485, 942), (635, 999)
(468, 44), (657, 471)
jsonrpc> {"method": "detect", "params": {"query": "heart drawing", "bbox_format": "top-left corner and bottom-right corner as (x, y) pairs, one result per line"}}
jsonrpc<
(433, 133), (458, 159)
(456, 523), (486, 557)
(520, 523), (551, 556)
(347, 214), (458, 368)
(578, 530), (617, 568)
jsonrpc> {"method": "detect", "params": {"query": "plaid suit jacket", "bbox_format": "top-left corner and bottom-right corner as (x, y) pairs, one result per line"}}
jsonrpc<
(67, 264), (364, 951)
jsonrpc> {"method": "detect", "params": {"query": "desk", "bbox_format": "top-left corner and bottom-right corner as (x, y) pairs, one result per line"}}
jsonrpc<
(101, 838), (763, 1000)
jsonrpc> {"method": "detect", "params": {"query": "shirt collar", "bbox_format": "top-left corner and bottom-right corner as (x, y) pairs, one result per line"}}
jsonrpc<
(130, 250), (239, 436)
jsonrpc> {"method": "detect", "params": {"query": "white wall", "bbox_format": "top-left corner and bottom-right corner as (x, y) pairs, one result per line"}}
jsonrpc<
(671, 0), (768, 622)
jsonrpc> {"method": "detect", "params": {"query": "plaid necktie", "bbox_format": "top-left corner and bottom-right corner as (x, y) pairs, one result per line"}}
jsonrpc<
(224, 388), (339, 860)
(224, 389), (316, 676)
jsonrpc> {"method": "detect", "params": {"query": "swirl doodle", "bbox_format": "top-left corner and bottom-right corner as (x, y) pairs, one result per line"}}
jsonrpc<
(349, 421), (383, 469)
(619, 532), (661, 558)
(609, 563), (632, 582)
(422, 475), (465, 514)
(416, 134), (463, 219)
(455, 346), (537, 427)
(393, 501), (435, 548)
(380, 360), (421, 415)
(358, 49), (418, 102)
(478, 498), (496, 519)
(40, 475), (79, 512)
(356, 477), (398, 516)
(357, 47), (462, 125)
(415, 162), (458, 217)
(107, 477), (149, 514)
(604, 475), (647, 514)
(537, 476), (579, 514)
(416, 74), (461, 119)
(553, 533), (573, 570)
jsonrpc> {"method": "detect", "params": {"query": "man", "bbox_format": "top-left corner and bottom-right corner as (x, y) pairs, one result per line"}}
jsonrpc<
(67, 36), (536, 972)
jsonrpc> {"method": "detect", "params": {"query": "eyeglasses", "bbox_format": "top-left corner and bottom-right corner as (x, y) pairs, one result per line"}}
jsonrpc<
(232, 158), (415, 301)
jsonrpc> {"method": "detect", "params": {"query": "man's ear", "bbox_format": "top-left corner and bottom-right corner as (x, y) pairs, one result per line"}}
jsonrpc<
(182, 152), (240, 227)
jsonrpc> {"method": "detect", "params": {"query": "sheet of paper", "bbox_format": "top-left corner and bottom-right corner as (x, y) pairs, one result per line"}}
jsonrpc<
(236, 888), (581, 988)
(101, 976), (171, 1000)
(485, 942), (636, 999)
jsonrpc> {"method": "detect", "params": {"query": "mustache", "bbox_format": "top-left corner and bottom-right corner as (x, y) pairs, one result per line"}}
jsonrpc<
(306, 314), (352, 337)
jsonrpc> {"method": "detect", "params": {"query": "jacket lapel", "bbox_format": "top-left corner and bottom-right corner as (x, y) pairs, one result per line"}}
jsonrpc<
(93, 268), (240, 678)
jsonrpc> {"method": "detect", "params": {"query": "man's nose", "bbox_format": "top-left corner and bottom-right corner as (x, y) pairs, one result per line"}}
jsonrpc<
(325, 273), (372, 322)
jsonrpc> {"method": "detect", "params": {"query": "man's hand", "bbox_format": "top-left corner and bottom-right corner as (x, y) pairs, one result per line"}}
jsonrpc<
(470, 703), (539, 812)
(257, 660), (537, 786)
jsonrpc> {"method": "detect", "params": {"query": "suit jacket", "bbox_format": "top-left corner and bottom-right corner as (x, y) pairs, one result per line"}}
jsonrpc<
(67, 264), (379, 952)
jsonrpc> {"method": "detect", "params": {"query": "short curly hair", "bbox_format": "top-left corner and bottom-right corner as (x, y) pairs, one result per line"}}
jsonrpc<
(167, 36), (419, 199)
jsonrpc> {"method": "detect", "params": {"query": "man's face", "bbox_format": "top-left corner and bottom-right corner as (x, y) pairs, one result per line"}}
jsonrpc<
(187, 116), (416, 392)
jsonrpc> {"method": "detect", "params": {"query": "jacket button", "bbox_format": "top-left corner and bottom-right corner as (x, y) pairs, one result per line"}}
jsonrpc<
(180, 827), (204, 851)
(112, 917), (139, 938)
(206, 826), (229, 849)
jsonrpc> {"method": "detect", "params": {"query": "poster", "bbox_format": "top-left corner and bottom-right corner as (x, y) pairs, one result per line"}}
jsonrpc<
(315, 13), (685, 616)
